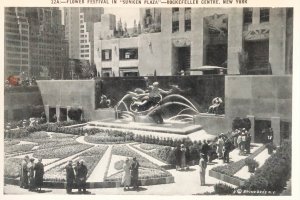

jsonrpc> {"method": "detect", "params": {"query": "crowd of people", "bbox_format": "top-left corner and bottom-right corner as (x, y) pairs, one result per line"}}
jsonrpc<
(232, 128), (252, 155)
(20, 156), (44, 192)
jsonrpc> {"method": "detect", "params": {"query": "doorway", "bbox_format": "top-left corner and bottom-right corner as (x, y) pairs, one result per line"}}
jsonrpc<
(173, 46), (191, 75)
(254, 119), (271, 143)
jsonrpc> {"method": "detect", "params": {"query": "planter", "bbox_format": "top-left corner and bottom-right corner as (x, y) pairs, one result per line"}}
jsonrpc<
(248, 165), (256, 173)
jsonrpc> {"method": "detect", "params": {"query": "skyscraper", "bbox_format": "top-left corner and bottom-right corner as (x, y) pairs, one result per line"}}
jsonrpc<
(64, 7), (104, 64)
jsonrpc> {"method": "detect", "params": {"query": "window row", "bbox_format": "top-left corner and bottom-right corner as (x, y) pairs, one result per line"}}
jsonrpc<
(101, 48), (138, 61)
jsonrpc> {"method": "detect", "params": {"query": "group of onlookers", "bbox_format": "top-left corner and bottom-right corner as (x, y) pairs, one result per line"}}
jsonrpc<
(232, 128), (252, 155)
(65, 160), (88, 194)
(20, 155), (44, 192)
(121, 157), (140, 191)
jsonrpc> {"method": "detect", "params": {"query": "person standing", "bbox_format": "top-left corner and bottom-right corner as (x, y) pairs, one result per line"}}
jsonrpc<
(27, 158), (35, 191)
(175, 145), (181, 171)
(245, 131), (252, 154)
(223, 139), (231, 163)
(199, 154), (207, 186)
(65, 160), (75, 194)
(74, 161), (80, 191)
(180, 144), (187, 170)
(216, 134), (224, 159)
(201, 140), (209, 162)
(130, 157), (140, 190)
(20, 155), (29, 189)
(34, 158), (44, 192)
(122, 158), (131, 191)
(77, 160), (88, 194)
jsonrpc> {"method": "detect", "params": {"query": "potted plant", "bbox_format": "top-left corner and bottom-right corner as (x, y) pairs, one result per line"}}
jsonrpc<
(244, 158), (259, 173)
(266, 142), (275, 154)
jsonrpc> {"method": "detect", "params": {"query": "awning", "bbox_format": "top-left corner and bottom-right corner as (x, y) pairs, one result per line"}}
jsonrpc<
(188, 66), (227, 71)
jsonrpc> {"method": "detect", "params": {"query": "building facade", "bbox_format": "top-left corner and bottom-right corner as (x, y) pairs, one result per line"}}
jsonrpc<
(94, 7), (293, 77)
(4, 8), (30, 79)
(65, 7), (104, 65)
(4, 7), (68, 79)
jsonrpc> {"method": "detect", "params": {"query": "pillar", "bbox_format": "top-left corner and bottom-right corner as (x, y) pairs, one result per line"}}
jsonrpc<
(247, 115), (255, 143)
(56, 105), (60, 122)
(44, 105), (50, 123)
(67, 106), (71, 121)
(271, 117), (281, 146)
(227, 8), (243, 74)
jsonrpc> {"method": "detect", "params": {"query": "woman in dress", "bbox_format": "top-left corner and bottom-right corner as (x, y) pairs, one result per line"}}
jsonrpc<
(27, 158), (35, 191)
(34, 158), (44, 192)
(122, 158), (131, 191)
(180, 144), (187, 170)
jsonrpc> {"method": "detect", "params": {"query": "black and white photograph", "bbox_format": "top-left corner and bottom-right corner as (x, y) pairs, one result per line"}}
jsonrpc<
(1, 1), (298, 197)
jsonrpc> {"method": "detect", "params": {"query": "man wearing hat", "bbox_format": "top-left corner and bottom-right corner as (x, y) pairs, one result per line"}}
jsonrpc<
(77, 160), (88, 194)
(20, 155), (29, 189)
(130, 157), (140, 190)
(65, 160), (75, 194)
(199, 153), (207, 186)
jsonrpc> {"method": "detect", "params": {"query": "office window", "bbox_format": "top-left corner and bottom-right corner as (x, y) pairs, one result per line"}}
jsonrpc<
(260, 8), (270, 23)
(119, 48), (138, 60)
(102, 49), (112, 61)
(243, 8), (253, 24)
(172, 8), (180, 33)
(185, 8), (191, 32)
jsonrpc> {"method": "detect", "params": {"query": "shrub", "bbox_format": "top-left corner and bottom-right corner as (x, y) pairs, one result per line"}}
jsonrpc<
(242, 140), (291, 193)
(244, 158), (259, 168)
(68, 108), (82, 121)
(232, 117), (251, 131)
(214, 183), (234, 195)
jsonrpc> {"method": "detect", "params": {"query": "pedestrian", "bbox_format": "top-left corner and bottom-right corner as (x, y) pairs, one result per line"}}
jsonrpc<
(74, 161), (80, 191)
(20, 155), (29, 189)
(122, 158), (131, 191)
(180, 144), (187, 170)
(233, 129), (239, 148)
(175, 145), (181, 171)
(201, 140), (209, 162)
(241, 131), (247, 154)
(207, 140), (214, 163)
(130, 157), (140, 190)
(34, 158), (44, 192)
(185, 145), (191, 170)
(216, 134), (224, 159)
(199, 154), (207, 186)
(27, 158), (35, 191)
(223, 139), (231, 163)
(65, 160), (75, 194)
(77, 160), (88, 194)
(245, 131), (251, 154)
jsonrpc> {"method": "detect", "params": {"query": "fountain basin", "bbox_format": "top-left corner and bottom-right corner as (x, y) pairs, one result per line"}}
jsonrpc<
(88, 119), (202, 135)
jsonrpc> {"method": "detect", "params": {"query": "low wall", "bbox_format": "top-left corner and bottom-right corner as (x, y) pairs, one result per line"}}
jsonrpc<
(194, 114), (229, 135)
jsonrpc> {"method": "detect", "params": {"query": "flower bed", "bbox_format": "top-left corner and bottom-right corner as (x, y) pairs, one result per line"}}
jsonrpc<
(105, 168), (172, 182)
(111, 145), (160, 169)
(27, 131), (49, 139)
(211, 145), (266, 177)
(50, 133), (77, 138)
(131, 144), (171, 164)
(44, 145), (108, 182)
(33, 143), (92, 159)
(4, 140), (20, 146)
(84, 135), (133, 144)
(4, 158), (23, 178)
(5, 144), (36, 154)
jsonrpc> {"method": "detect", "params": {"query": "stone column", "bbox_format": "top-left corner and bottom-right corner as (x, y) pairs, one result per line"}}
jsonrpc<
(67, 106), (71, 121)
(44, 105), (50, 123)
(227, 8), (243, 75)
(56, 105), (60, 122)
(247, 115), (255, 143)
(271, 116), (281, 146)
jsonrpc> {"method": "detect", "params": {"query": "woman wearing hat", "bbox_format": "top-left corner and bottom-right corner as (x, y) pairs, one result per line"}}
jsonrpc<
(122, 158), (131, 191)
(199, 153), (207, 186)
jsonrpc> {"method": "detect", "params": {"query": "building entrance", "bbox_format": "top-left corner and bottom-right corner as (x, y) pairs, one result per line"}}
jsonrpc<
(254, 119), (271, 143)
(173, 46), (191, 75)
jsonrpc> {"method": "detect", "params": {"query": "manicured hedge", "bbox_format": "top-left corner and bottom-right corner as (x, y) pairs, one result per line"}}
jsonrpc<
(241, 140), (291, 193)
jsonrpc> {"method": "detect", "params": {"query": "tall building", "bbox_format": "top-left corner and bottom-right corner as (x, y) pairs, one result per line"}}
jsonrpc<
(64, 7), (104, 64)
(26, 8), (68, 79)
(4, 7), (68, 79)
(4, 8), (30, 78)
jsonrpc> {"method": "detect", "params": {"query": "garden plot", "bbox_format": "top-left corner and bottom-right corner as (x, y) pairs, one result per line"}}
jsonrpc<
(44, 145), (108, 182)
(106, 154), (129, 178)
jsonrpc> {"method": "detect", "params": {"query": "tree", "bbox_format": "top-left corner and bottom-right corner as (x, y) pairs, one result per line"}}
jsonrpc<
(133, 19), (137, 34)
(137, 21), (142, 34)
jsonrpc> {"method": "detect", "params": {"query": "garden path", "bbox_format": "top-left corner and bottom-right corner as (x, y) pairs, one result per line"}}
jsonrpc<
(126, 144), (167, 166)
(76, 136), (97, 145)
(87, 145), (113, 182)
(234, 148), (271, 180)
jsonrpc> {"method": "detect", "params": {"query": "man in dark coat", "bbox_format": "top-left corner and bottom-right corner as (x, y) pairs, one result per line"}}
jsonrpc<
(130, 157), (140, 190)
(65, 160), (75, 194)
(223, 139), (232, 163)
(175, 145), (181, 171)
(34, 158), (44, 192)
(77, 160), (88, 194)
(201, 140), (209, 162)
(20, 155), (29, 189)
